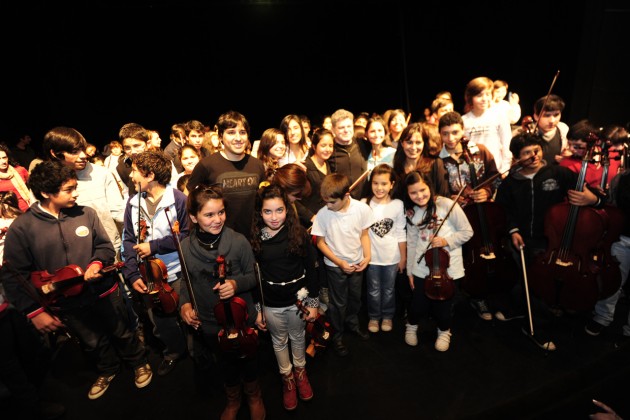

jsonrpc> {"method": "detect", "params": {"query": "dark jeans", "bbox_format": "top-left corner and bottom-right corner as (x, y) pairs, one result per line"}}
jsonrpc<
(325, 265), (363, 341)
(61, 286), (147, 375)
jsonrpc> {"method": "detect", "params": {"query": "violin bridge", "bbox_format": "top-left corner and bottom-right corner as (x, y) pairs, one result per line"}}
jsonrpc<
(41, 284), (56, 294)
(481, 253), (496, 260)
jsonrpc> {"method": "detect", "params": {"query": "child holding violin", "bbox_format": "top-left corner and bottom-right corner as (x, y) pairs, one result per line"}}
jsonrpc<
(250, 184), (319, 411)
(402, 170), (473, 351)
(438, 111), (500, 321)
(121, 150), (189, 377)
(178, 185), (265, 420)
(0, 161), (151, 400)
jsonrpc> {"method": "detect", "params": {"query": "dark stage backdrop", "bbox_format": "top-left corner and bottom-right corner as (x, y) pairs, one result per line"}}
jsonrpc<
(2, 1), (629, 153)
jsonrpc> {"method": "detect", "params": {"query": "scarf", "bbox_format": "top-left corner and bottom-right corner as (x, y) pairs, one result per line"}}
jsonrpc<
(7, 166), (31, 206)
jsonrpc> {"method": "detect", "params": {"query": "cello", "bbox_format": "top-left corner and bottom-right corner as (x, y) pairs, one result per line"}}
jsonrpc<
(459, 137), (515, 297)
(592, 134), (623, 299)
(213, 255), (259, 358)
(527, 141), (611, 312)
(136, 187), (179, 315)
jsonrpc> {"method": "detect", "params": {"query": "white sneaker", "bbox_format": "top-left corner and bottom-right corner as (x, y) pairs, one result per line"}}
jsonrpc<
(435, 329), (452, 352)
(368, 319), (380, 333)
(405, 323), (418, 346)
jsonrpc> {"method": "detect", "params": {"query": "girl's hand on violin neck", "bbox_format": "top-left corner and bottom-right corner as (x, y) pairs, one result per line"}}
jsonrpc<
(305, 306), (318, 322)
(180, 303), (201, 329)
(133, 243), (152, 259)
(132, 278), (148, 294)
(431, 237), (448, 248)
(255, 312), (267, 331)
(32, 312), (65, 334)
(213, 279), (237, 300)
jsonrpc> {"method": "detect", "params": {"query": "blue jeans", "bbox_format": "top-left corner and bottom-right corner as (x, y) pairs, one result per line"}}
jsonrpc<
(325, 265), (363, 341)
(593, 236), (630, 327)
(263, 305), (307, 375)
(366, 264), (398, 320)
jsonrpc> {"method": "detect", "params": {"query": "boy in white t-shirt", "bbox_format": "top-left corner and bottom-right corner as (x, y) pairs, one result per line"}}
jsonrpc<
(311, 173), (374, 357)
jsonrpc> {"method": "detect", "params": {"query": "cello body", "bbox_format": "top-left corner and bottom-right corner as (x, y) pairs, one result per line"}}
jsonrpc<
(528, 203), (608, 311)
(527, 143), (617, 312)
(461, 199), (515, 297)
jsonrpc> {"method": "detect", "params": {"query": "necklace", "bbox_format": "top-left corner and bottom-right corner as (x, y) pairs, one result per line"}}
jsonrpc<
(197, 232), (222, 250)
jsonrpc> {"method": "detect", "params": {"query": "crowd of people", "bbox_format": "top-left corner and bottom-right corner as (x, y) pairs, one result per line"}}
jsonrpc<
(0, 75), (628, 420)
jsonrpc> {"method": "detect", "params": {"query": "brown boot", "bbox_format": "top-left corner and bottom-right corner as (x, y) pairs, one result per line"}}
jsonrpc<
(243, 379), (266, 420)
(220, 384), (242, 420)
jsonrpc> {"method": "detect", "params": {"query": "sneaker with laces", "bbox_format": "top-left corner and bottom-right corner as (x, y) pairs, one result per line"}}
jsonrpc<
(435, 328), (452, 352)
(405, 323), (418, 346)
(381, 319), (393, 332)
(585, 319), (606, 336)
(88, 374), (116, 400)
(368, 319), (380, 333)
(471, 299), (492, 321)
(134, 363), (153, 388)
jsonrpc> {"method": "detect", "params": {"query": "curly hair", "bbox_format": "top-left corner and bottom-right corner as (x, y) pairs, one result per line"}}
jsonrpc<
(250, 184), (306, 256)
(28, 161), (77, 201)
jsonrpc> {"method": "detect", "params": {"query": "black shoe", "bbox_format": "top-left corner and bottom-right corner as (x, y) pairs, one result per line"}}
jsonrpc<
(585, 320), (605, 337)
(351, 328), (370, 341)
(333, 339), (349, 357)
(39, 401), (66, 420)
(157, 358), (178, 376)
(521, 326), (556, 351)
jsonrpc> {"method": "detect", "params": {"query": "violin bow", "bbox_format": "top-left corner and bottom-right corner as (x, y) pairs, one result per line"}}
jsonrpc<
(531, 70), (560, 134)
(519, 246), (535, 337)
(416, 184), (467, 265)
(164, 207), (199, 318)
(254, 262), (266, 324)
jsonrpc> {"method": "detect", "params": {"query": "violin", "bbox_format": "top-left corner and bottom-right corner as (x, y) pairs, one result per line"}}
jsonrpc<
(137, 218), (179, 314)
(459, 138), (515, 297)
(528, 140), (613, 311)
(32, 262), (124, 303)
(295, 293), (333, 357)
(423, 214), (456, 301)
(213, 255), (259, 358)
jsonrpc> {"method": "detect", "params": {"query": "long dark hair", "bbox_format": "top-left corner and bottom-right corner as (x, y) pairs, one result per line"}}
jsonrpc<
(250, 184), (305, 256)
(402, 170), (436, 228)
